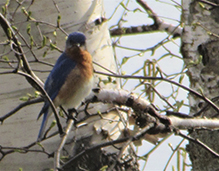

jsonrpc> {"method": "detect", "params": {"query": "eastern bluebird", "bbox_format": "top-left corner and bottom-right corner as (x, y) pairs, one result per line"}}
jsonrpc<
(37, 32), (94, 141)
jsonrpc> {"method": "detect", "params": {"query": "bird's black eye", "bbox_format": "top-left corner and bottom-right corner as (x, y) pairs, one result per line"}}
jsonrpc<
(80, 41), (85, 46)
(68, 39), (74, 45)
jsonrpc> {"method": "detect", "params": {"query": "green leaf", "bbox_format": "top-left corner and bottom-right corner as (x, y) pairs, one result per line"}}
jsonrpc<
(121, 71), (126, 75)
(5, 0), (10, 6)
(26, 24), (31, 34)
(108, 76), (112, 82)
(198, 87), (204, 95)
(199, 2), (205, 8)
(59, 110), (64, 118)
(30, 36), (34, 47)
(60, 156), (69, 160)
(2, 56), (9, 61)
(102, 79), (110, 85)
(19, 96), (29, 101)
(2, 6), (6, 15)
(21, 7), (28, 16)
(99, 165), (108, 171)
(14, 149), (24, 153)
(121, 57), (129, 65)
(28, 11), (32, 17)
(57, 14), (61, 27)
(174, 100), (184, 112)
(36, 142), (44, 148)
(49, 120), (56, 129)
(50, 43), (57, 50)
(18, 168), (23, 171)
(7, 28), (12, 39)
(20, 93), (37, 101)
(179, 74), (184, 84)
(53, 30), (57, 37)
(42, 35), (47, 47)
(43, 50), (47, 57)
(34, 91), (40, 97)
(112, 80), (117, 84)
(11, 25), (18, 31)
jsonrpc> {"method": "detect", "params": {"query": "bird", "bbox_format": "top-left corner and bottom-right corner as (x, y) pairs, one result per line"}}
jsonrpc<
(37, 32), (94, 141)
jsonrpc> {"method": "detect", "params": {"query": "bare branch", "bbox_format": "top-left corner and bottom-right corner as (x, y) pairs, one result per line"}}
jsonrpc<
(110, 0), (182, 37)
(0, 97), (43, 123)
(177, 131), (219, 158)
(169, 116), (219, 130)
(55, 119), (74, 170)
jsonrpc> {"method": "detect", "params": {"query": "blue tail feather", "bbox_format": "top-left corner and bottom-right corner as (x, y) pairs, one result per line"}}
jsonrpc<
(37, 108), (49, 141)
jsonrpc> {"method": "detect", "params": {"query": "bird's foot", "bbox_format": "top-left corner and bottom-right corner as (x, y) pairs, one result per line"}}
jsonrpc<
(67, 108), (78, 122)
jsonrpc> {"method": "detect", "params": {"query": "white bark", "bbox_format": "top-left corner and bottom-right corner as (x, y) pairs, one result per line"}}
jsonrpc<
(182, 0), (219, 170)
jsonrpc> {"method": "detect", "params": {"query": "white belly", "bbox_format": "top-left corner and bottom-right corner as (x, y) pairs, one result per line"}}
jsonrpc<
(61, 77), (93, 109)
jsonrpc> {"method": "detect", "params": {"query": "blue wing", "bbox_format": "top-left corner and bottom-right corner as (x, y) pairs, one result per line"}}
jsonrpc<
(37, 52), (77, 140)
(45, 52), (77, 101)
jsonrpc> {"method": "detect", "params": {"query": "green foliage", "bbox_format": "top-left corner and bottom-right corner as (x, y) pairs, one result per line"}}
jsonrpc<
(7, 28), (12, 39)
(42, 35), (47, 47)
(50, 42), (58, 50)
(43, 50), (48, 57)
(2, 6), (6, 15)
(57, 14), (61, 27)
(98, 76), (117, 85)
(19, 92), (40, 101)
(26, 24), (31, 35)
(18, 168), (23, 171)
(53, 30), (57, 37)
(99, 165), (108, 171)
(2, 56), (9, 61)
(49, 120), (57, 129)
(21, 7), (34, 20)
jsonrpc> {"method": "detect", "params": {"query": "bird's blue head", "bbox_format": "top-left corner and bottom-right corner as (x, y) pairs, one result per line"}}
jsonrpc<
(66, 32), (86, 49)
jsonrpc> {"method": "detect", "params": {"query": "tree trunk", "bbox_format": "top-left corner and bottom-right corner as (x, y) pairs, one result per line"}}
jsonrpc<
(182, 0), (219, 170)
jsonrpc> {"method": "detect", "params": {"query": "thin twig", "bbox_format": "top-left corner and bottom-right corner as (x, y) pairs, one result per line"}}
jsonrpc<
(55, 119), (74, 170)
(0, 97), (43, 122)
(198, 0), (219, 7)
(177, 130), (219, 158)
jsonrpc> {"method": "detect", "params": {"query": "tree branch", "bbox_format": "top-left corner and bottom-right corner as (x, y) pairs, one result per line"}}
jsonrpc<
(87, 88), (219, 131)
(110, 0), (182, 37)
